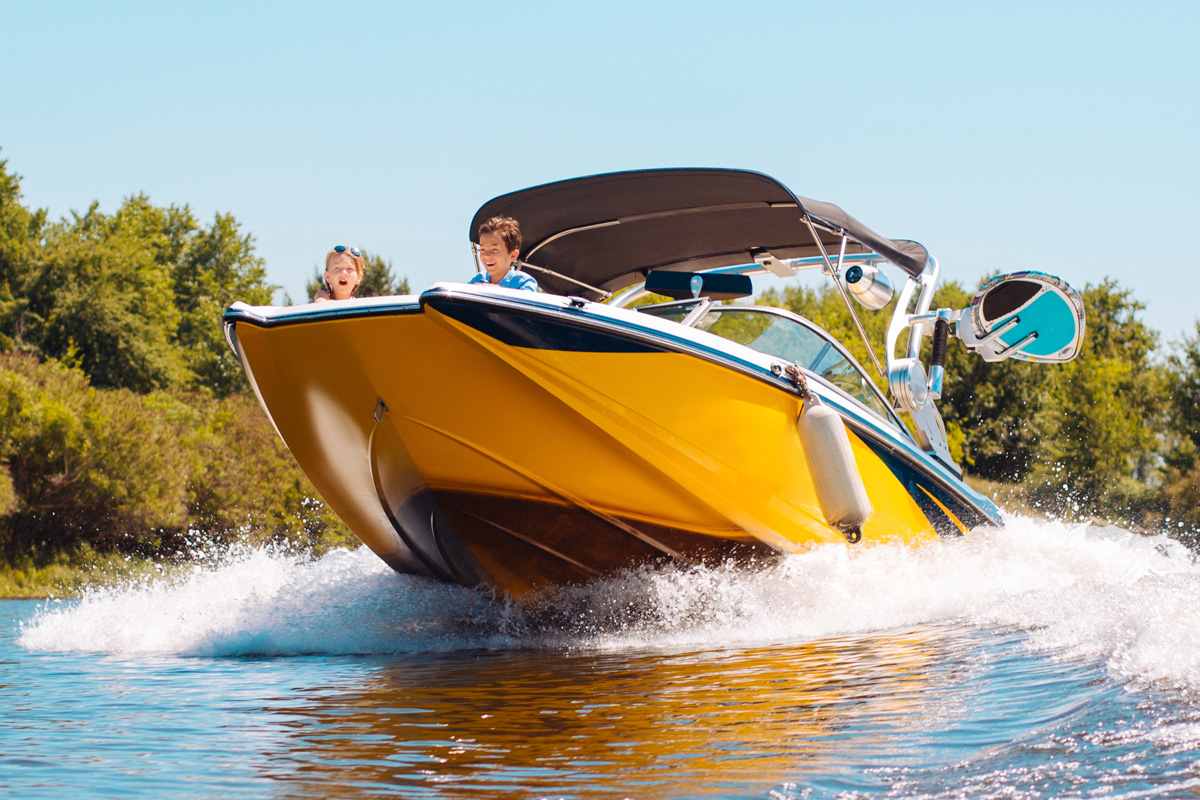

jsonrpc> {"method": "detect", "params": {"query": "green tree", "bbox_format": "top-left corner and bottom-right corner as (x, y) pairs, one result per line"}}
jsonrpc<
(0, 353), (189, 558)
(1034, 357), (1146, 503)
(1026, 280), (1164, 513)
(9, 191), (277, 396)
(23, 201), (189, 392)
(1159, 322), (1200, 537)
(179, 391), (354, 550)
(358, 252), (409, 297)
(170, 209), (275, 394)
(0, 152), (47, 354)
(1168, 321), (1200, 456)
(0, 351), (354, 562)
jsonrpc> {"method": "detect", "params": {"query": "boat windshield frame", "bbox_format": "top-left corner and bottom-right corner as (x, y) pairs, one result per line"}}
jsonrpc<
(636, 299), (906, 432)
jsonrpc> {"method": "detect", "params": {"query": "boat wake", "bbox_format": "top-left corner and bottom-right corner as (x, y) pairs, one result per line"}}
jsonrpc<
(17, 516), (1200, 688)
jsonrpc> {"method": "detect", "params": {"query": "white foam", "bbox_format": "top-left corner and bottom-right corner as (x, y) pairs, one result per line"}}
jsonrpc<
(17, 517), (1200, 690)
(16, 546), (506, 656)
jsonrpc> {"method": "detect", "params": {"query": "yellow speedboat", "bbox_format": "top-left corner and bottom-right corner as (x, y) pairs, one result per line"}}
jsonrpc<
(224, 169), (1084, 596)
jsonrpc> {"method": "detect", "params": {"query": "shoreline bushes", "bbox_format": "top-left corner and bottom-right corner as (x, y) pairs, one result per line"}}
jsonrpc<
(0, 351), (355, 566)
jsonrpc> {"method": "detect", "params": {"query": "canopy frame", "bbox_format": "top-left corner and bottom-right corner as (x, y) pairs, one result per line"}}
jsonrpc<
(468, 168), (929, 300)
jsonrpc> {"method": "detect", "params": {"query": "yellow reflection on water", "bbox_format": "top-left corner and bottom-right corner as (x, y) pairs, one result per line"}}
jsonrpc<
(259, 626), (975, 798)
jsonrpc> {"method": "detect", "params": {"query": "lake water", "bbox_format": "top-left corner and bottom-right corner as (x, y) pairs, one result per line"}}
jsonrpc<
(6, 516), (1200, 799)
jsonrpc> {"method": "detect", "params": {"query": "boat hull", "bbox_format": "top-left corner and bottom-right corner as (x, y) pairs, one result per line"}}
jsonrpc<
(226, 287), (999, 596)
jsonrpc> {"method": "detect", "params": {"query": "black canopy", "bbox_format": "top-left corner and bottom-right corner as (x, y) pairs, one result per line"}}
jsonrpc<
(469, 168), (929, 298)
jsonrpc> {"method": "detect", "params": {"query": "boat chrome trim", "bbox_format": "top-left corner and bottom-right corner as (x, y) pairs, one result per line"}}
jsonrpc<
(222, 295), (423, 329)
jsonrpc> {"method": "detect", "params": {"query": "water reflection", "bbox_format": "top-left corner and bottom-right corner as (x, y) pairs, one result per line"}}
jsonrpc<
(259, 626), (979, 798)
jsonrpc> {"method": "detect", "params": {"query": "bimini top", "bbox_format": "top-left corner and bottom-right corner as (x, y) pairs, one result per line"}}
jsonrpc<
(469, 168), (929, 298)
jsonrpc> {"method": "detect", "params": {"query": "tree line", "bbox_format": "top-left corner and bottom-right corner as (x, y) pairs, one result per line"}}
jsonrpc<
(0, 152), (403, 568)
(1, 147), (1198, 574)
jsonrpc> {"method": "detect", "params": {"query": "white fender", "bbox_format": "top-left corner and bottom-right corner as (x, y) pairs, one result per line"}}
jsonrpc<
(797, 400), (872, 542)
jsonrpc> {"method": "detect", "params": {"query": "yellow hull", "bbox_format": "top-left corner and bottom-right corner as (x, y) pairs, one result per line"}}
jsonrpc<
(228, 292), (993, 595)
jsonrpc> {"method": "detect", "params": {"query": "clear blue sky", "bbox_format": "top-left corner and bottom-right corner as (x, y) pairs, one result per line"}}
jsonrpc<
(3, 1), (1197, 345)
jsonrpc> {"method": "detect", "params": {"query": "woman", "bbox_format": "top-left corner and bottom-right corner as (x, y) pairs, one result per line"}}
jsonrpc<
(315, 245), (365, 301)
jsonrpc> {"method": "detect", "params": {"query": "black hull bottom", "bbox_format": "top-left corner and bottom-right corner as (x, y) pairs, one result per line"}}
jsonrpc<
(392, 489), (778, 596)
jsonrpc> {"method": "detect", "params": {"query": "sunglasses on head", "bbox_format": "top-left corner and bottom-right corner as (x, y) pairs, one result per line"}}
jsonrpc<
(333, 245), (362, 258)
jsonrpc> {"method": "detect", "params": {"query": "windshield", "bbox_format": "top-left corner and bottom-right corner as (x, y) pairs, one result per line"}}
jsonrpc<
(692, 307), (894, 421)
(632, 298), (705, 323)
